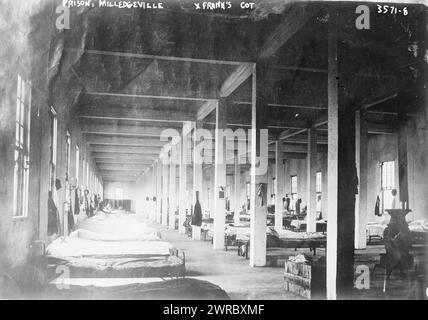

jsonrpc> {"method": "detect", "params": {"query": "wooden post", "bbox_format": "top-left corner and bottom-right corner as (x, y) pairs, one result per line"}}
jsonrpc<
(307, 127), (318, 232)
(161, 154), (169, 226)
(355, 110), (368, 249)
(234, 150), (240, 224)
(213, 99), (227, 250)
(326, 9), (356, 299)
(156, 160), (162, 223)
(193, 121), (203, 214)
(274, 141), (285, 231)
(178, 127), (189, 234)
(249, 63), (269, 267)
(397, 110), (409, 208)
(169, 148), (177, 229)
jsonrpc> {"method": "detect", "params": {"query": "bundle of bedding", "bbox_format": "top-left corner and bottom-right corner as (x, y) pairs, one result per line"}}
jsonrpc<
(409, 219), (428, 233)
(409, 219), (428, 244)
(276, 229), (326, 240)
(45, 278), (230, 300)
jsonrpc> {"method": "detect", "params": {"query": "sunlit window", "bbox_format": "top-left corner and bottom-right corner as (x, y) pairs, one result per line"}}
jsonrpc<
(381, 161), (396, 211)
(13, 75), (32, 217)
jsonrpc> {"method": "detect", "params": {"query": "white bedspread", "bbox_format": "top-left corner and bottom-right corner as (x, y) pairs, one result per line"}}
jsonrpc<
(70, 229), (160, 242)
(46, 237), (172, 259)
(76, 212), (157, 236)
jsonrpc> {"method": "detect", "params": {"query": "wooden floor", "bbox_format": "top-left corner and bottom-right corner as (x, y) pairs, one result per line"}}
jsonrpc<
(146, 217), (427, 300)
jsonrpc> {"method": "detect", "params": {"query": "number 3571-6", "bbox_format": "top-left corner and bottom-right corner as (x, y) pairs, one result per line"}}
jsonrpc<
(377, 4), (408, 16)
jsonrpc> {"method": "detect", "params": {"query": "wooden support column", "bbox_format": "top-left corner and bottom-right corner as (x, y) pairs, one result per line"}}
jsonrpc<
(274, 141), (285, 231)
(397, 110), (409, 208)
(326, 10), (356, 300)
(178, 127), (189, 234)
(355, 110), (368, 249)
(193, 121), (203, 213)
(161, 154), (169, 226)
(234, 150), (240, 224)
(156, 160), (162, 223)
(213, 99), (227, 250)
(306, 127), (318, 232)
(250, 63), (269, 267)
(169, 148), (177, 229)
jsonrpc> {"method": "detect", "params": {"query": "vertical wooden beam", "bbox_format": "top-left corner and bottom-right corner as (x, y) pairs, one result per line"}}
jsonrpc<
(307, 127), (318, 232)
(234, 150), (240, 224)
(193, 121), (203, 212)
(156, 160), (162, 223)
(397, 111), (409, 207)
(274, 141), (285, 231)
(326, 9), (356, 299)
(249, 63), (268, 267)
(161, 154), (169, 226)
(355, 110), (368, 249)
(213, 99), (227, 250)
(178, 129), (188, 234)
(169, 148), (177, 229)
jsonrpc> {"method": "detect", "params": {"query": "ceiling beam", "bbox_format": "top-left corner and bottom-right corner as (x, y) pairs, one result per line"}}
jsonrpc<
(78, 106), (195, 123)
(96, 159), (155, 165)
(220, 64), (253, 98)
(81, 123), (177, 137)
(70, 48), (246, 66)
(90, 145), (161, 154)
(103, 177), (138, 182)
(259, 4), (317, 60)
(98, 164), (150, 171)
(85, 135), (166, 147)
(272, 65), (397, 80)
(197, 100), (218, 121)
(83, 91), (216, 103)
(93, 153), (156, 162)
(233, 101), (327, 110)
(279, 115), (328, 140)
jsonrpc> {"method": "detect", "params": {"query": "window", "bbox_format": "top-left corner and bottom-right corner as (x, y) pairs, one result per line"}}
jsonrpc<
(115, 188), (124, 200)
(316, 171), (322, 213)
(290, 175), (298, 212)
(381, 161), (396, 211)
(75, 145), (79, 184)
(13, 75), (32, 217)
(49, 107), (57, 193)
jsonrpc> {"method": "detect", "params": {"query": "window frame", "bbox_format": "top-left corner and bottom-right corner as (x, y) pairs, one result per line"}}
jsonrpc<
(381, 161), (396, 212)
(49, 106), (58, 193)
(316, 171), (322, 213)
(290, 175), (298, 212)
(13, 75), (32, 218)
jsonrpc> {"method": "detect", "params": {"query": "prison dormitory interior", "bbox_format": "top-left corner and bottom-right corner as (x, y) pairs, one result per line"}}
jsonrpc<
(0, 0), (427, 301)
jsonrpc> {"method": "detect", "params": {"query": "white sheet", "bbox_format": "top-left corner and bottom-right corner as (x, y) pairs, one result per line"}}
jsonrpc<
(70, 229), (160, 242)
(76, 212), (157, 236)
(46, 237), (172, 259)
